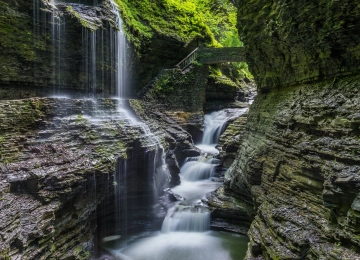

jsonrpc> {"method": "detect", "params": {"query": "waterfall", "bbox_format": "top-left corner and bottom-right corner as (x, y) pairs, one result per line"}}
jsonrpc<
(160, 108), (248, 234)
(202, 108), (247, 145)
(103, 108), (250, 259)
(108, 0), (127, 108)
(180, 161), (215, 181)
(197, 108), (248, 154)
(114, 159), (128, 239)
(32, 0), (126, 97)
(161, 205), (210, 232)
(100, 0), (171, 240)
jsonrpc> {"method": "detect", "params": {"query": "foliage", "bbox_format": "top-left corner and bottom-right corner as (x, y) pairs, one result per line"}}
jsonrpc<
(231, 62), (254, 79)
(153, 73), (174, 96)
(209, 63), (253, 88)
(114, 0), (252, 77)
(115, 0), (242, 49)
(75, 114), (89, 124)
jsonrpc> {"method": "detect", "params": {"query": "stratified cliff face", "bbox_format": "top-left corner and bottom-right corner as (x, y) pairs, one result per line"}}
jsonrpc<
(0, 0), (120, 98)
(237, 0), (360, 89)
(0, 98), (174, 259)
(227, 77), (360, 259)
(224, 0), (360, 259)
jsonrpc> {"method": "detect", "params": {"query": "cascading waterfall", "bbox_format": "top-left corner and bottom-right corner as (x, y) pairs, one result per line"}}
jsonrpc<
(179, 160), (216, 181)
(161, 205), (210, 232)
(197, 108), (248, 154)
(109, 0), (170, 203)
(161, 108), (248, 234)
(33, 0), (249, 257)
(33, 0), (170, 246)
(95, 0), (171, 243)
(104, 108), (249, 260)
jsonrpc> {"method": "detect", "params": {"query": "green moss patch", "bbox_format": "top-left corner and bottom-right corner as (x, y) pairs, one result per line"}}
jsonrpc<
(115, 0), (241, 49)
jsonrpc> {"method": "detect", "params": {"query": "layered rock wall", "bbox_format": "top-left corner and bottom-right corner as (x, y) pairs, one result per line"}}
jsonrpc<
(0, 0), (120, 98)
(237, 0), (360, 89)
(226, 76), (360, 259)
(0, 98), (170, 258)
(223, 0), (360, 258)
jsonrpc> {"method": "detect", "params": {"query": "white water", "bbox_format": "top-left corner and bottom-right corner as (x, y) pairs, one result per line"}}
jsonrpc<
(107, 0), (170, 239)
(108, 0), (127, 106)
(104, 108), (249, 259)
(196, 108), (248, 154)
(180, 161), (215, 181)
(161, 205), (210, 232)
(115, 232), (247, 260)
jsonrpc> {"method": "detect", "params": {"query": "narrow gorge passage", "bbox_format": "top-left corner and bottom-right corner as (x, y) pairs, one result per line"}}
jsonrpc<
(103, 108), (249, 260)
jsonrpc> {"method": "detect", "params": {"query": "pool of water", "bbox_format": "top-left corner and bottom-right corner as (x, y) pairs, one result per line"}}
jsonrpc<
(104, 231), (249, 260)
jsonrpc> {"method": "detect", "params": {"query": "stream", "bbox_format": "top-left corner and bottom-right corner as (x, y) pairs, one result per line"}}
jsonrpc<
(103, 108), (249, 260)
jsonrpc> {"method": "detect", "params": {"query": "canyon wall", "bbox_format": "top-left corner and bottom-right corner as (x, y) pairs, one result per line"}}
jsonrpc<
(0, 97), (184, 258)
(0, 0), (122, 98)
(237, 0), (360, 90)
(222, 0), (360, 258)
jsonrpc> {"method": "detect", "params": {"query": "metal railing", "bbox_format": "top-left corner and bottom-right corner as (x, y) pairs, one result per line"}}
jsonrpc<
(175, 47), (199, 71)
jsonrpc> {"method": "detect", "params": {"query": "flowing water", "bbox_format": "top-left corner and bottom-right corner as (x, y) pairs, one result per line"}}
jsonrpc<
(103, 108), (249, 259)
(196, 108), (248, 154)
(33, 1), (249, 257)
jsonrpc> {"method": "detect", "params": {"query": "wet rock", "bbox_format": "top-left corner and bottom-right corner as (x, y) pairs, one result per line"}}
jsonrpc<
(0, 0), (121, 99)
(129, 99), (201, 168)
(226, 76), (360, 259)
(164, 188), (184, 202)
(217, 112), (248, 168)
(0, 97), (167, 258)
(207, 186), (255, 234)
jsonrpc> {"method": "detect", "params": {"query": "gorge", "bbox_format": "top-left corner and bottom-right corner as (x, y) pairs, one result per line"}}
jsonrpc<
(0, 0), (360, 259)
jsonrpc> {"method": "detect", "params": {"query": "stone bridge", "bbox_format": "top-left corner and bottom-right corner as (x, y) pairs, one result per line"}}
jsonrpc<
(176, 47), (246, 70)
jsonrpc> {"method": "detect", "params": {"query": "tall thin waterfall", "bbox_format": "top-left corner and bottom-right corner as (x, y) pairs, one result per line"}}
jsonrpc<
(108, 0), (127, 106)
(50, 1), (65, 93)
(109, 0), (170, 199)
(103, 0), (171, 240)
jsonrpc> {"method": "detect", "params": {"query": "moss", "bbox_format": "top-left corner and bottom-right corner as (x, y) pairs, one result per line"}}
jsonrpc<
(145, 65), (208, 112)
(153, 73), (174, 97)
(114, 0), (241, 49)
(66, 6), (100, 31)
(0, 2), (43, 62)
(129, 99), (145, 114)
(237, 0), (360, 89)
(76, 114), (88, 124)
(209, 64), (251, 89)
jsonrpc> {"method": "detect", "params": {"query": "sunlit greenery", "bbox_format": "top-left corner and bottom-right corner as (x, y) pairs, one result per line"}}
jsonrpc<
(115, 0), (241, 48)
(115, 0), (252, 79)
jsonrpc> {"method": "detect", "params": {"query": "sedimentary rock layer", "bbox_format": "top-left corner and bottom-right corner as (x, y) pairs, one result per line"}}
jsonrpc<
(0, 98), (169, 258)
(226, 76), (360, 259)
(237, 0), (360, 89)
